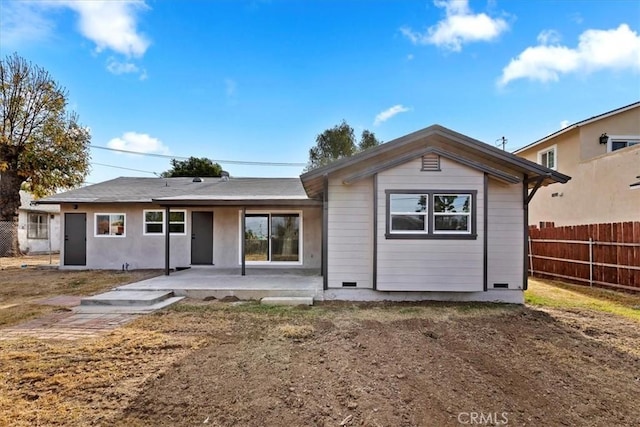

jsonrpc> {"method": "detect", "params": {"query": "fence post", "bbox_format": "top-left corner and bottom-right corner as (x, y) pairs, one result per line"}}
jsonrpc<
(528, 236), (534, 276)
(589, 237), (593, 287)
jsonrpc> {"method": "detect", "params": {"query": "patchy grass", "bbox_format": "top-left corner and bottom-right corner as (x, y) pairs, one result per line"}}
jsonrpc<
(0, 254), (59, 270)
(0, 267), (161, 327)
(277, 324), (315, 339)
(526, 278), (640, 322)
(0, 328), (201, 427)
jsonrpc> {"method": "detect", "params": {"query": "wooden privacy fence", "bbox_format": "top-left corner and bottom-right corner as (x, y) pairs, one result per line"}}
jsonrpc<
(528, 222), (640, 292)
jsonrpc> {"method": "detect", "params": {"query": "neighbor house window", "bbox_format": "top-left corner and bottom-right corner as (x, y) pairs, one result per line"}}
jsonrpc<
(389, 193), (428, 233)
(433, 194), (472, 233)
(27, 213), (48, 239)
(95, 213), (126, 237)
(143, 210), (187, 235)
(241, 212), (301, 263)
(606, 135), (640, 152)
(537, 145), (557, 170)
(386, 190), (476, 239)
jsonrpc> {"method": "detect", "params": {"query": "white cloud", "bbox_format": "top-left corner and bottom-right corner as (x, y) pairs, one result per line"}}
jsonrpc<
(537, 29), (561, 45)
(107, 132), (170, 155)
(61, 0), (150, 57)
(401, 0), (508, 52)
(499, 24), (640, 86)
(374, 105), (411, 126)
(560, 120), (570, 129)
(106, 58), (139, 75)
(407, 53), (415, 61)
(0, 1), (56, 47)
(0, 0), (150, 76)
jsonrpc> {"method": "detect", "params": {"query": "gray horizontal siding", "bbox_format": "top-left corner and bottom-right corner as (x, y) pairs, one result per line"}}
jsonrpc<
(487, 179), (524, 289)
(377, 157), (484, 292)
(327, 176), (373, 288)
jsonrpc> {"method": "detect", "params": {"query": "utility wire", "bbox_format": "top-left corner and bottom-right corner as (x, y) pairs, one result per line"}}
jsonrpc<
(92, 162), (158, 175)
(89, 144), (307, 167)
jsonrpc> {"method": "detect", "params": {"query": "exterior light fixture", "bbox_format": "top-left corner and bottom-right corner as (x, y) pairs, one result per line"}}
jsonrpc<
(599, 133), (608, 144)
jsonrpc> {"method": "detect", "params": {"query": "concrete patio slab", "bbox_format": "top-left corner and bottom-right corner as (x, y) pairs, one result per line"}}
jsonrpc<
(116, 267), (323, 301)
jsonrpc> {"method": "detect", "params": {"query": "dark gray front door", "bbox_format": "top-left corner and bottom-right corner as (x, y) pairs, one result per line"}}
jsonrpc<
(64, 213), (86, 266)
(191, 212), (213, 265)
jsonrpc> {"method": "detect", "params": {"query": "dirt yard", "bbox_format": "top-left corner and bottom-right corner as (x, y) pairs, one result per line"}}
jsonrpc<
(1, 273), (639, 426)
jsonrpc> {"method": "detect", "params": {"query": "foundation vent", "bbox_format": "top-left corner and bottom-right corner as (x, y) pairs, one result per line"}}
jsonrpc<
(421, 153), (440, 171)
(493, 283), (509, 289)
(342, 282), (357, 287)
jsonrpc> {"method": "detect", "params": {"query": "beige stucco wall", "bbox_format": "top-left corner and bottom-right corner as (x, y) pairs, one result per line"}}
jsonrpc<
(18, 210), (61, 253)
(59, 203), (321, 270)
(517, 106), (640, 226)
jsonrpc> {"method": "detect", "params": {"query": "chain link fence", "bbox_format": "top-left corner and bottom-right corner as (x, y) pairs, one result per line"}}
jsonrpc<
(0, 220), (18, 257)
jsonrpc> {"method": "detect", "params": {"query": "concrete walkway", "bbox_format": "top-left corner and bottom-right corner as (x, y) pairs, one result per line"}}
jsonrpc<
(0, 296), (139, 341)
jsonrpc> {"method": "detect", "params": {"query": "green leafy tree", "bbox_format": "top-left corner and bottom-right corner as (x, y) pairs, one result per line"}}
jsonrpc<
(0, 53), (90, 256)
(305, 120), (382, 171)
(161, 156), (223, 177)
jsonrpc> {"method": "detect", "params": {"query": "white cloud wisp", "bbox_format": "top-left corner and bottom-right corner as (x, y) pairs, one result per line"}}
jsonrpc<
(499, 24), (640, 86)
(107, 132), (170, 155)
(401, 0), (508, 52)
(374, 105), (411, 126)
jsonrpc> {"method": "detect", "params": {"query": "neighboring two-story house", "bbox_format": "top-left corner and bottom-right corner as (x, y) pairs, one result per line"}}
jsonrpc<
(514, 102), (640, 226)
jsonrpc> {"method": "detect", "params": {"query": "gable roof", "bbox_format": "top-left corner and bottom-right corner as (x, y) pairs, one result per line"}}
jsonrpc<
(513, 101), (640, 154)
(37, 177), (320, 206)
(300, 124), (570, 198)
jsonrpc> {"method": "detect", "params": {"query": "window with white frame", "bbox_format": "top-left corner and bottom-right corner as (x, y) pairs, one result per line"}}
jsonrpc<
(241, 212), (301, 263)
(389, 193), (428, 233)
(143, 210), (186, 235)
(537, 145), (557, 170)
(606, 135), (640, 153)
(386, 190), (476, 239)
(27, 213), (48, 239)
(433, 194), (472, 233)
(95, 213), (126, 237)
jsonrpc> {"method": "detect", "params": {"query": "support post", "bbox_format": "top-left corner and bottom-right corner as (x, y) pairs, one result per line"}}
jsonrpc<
(322, 177), (328, 290)
(528, 236), (534, 276)
(589, 237), (593, 286)
(522, 175), (529, 290)
(241, 207), (246, 276)
(164, 205), (171, 276)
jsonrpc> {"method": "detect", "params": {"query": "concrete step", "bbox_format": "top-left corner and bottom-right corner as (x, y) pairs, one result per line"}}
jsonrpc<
(74, 296), (184, 314)
(81, 290), (174, 307)
(260, 296), (314, 306)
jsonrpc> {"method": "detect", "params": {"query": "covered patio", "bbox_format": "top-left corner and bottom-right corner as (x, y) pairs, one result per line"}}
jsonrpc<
(117, 267), (324, 301)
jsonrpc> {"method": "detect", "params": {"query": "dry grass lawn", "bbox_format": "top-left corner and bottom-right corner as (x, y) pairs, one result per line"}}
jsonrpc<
(1, 268), (639, 426)
(0, 255), (161, 327)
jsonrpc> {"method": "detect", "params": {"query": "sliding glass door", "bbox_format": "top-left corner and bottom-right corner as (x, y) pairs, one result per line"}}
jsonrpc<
(244, 212), (300, 263)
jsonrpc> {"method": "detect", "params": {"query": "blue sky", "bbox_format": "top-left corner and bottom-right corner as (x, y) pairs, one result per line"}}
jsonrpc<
(1, 0), (639, 184)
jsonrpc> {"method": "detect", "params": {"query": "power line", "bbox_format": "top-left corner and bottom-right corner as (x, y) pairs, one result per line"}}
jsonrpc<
(89, 144), (307, 167)
(92, 162), (158, 175)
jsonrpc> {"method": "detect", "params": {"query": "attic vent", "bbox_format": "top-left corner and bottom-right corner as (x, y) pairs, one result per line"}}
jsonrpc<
(192, 177), (203, 183)
(421, 153), (440, 171)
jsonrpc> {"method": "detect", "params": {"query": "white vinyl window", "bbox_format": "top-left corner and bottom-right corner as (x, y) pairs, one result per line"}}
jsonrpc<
(27, 213), (48, 239)
(433, 194), (472, 234)
(389, 193), (428, 233)
(537, 145), (557, 170)
(386, 190), (477, 239)
(95, 213), (126, 237)
(143, 210), (187, 235)
(606, 135), (640, 153)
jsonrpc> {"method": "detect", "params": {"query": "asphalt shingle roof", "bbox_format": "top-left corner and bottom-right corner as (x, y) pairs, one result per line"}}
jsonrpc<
(38, 177), (310, 204)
